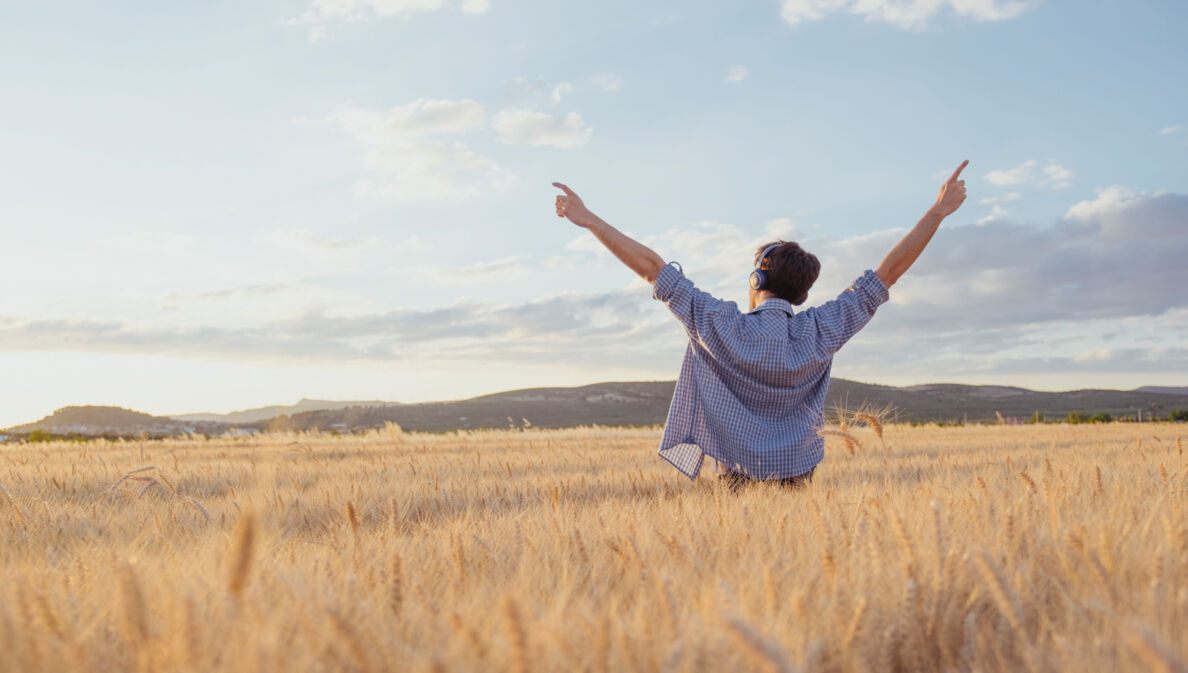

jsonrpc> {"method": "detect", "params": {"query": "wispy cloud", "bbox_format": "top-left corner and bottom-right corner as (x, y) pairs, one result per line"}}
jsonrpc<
(1039, 161), (1074, 190)
(291, 0), (489, 41)
(0, 290), (661, 368)
(592, 73), (623, 92)
(1160, 125), (1183, 136)
(410, 256), (530, 282)
(726, 65), (749, 83)
(332, 99), (513, 201)
(493, 108), (593, 148)
(550, 83), (573, 104)
(984, 159), (1073, 190)
(985, 159), (1037, 186)
(979, 192), (1022, 206)
(780, 0), (1033, 30)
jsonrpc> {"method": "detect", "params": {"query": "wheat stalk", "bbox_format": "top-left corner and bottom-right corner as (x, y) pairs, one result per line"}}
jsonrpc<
(108, 465), (157, 492)
(183, 497), (211, 521)
(502, 596), (528, 673)
(388, 554), (403, 616)
(228, 512), (256, 599)
(818, 429), (861, 455)
(0, 480), (25, 520)
(1120, 620), (1188, 673)
(973, 553), (1023, 634)
(119, 562), (149, 644)
(841, 596), (867, 649)
(724, 616), (798, 673)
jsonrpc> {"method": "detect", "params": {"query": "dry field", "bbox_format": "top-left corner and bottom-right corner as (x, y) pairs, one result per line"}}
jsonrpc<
(1, 422), (1186, 672)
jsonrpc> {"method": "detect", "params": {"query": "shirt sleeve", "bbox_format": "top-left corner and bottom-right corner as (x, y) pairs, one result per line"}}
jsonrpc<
(804, 270), (889, 354)
(652, 262), (742, 347)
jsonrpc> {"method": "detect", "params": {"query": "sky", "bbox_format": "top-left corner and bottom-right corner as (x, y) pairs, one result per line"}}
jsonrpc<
(0, 0), (1186, 427)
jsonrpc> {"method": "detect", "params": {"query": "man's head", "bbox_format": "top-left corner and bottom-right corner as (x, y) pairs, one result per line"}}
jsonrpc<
(749, 240), (820, 308)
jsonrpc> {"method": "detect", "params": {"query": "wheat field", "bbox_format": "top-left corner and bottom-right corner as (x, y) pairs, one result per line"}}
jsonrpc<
(1, 422), (1185, 672)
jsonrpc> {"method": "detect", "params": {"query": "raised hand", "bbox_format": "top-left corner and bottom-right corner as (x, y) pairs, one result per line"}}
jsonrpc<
(932, 160), (969, 217)
(553, 182), (597, 228)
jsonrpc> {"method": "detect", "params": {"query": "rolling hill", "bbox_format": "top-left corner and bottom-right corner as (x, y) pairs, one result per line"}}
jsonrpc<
(242, 379), (1188, 433)
(6, 406), (228, 437)
(171, 398), (401, 424)
(4, 380), (1186, 439)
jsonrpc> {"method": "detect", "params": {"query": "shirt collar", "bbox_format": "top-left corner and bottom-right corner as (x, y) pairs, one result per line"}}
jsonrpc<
(747, 297), (796, 316)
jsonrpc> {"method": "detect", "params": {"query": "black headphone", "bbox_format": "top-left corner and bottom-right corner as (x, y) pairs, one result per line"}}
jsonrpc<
(749, 244), (780, 291)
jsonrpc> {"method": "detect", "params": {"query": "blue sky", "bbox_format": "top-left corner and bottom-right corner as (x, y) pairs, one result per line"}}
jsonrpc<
(1, 0), (1185, 426)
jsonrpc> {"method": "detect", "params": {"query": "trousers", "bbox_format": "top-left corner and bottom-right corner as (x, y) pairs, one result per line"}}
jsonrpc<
(718, 468), (815, 492)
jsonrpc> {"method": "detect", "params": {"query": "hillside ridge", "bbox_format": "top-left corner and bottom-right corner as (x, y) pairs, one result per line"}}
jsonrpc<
(5, 379), (1186, 438)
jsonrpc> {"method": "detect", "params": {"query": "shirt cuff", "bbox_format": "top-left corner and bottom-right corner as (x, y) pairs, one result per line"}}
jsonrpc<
(652, 262), (684, 301)
(854, 269), (891, 306)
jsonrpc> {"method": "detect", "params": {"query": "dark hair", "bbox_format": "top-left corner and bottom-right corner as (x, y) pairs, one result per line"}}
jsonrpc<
(755, 241), (820, 305)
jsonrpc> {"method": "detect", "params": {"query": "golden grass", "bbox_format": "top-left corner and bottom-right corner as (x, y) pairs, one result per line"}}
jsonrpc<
(0, 422), (1185, 672)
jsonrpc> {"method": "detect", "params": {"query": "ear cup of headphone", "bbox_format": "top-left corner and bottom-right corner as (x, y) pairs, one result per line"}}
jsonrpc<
(750, 243), (779, 292)
(749, 269), (767, 291)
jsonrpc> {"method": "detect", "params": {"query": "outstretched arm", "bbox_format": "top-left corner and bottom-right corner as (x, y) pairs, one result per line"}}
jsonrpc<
(553, 182), (666, 283)
(875, 160), (969, 288)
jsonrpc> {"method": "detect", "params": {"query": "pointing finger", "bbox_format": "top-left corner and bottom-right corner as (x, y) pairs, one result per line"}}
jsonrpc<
(949, 159), (969, 183)
(552, 182), (577, 197)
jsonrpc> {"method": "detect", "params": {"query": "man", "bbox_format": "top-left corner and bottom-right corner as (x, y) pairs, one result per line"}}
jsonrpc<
(552, 160), (968, 488)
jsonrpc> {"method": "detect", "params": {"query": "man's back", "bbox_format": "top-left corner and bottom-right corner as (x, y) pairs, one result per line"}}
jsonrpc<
(652, 263), (889, 480)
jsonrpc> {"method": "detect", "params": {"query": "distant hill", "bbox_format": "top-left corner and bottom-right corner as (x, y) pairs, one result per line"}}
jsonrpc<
(1136, 386), (1188, 396)
(823, 381), (1188, 423)
(253, 381), (676, 433)
(170, 398), (401, 424)
(5, 380), (1188, 439)
(7, 406), (228, 437)
(245, 379), (1188, 433)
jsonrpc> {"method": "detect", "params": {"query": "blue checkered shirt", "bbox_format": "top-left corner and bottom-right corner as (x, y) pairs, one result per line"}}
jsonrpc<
(652, 263), (890, 480)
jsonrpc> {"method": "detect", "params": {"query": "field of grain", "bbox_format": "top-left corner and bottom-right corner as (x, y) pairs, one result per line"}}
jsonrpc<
(1, 422), (1185, 672)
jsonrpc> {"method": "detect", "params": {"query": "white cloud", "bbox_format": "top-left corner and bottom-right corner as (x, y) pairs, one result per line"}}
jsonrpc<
(354, 140), (512, 201)
(550, 83), (573, 104)
(592, 73), (622, 92)
(493, 108), (593, 148)
(984, 159), (1036, 186)
(979, 192), (1022, 205)
(1159, 125), (1183, 136)
(1039, 160), (1073, 190)
(726, 65), (749, 83)
(393, 235), (430, 253)
(257, 229), (379, 253)
(985, 159), (1072, 191)
(975, 204), (1011, 224)
(949, 0), (1029, 21)
(291, 0), (488, 40)
(781, 0), (849, 26)
(415, 255), (529, 282)
(332, 99), (512, 201)
(332, 99), (485, 141)
(780, 0), (1031, 30)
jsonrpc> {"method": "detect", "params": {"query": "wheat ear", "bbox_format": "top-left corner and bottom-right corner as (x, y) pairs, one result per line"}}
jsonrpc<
(854, 412), (884, 439)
